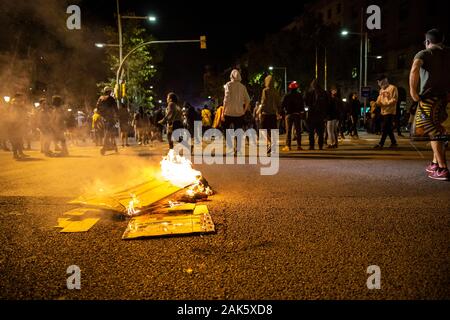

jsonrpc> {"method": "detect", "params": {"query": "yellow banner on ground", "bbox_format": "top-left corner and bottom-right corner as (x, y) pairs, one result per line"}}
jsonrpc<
(122, 205), (215, 239)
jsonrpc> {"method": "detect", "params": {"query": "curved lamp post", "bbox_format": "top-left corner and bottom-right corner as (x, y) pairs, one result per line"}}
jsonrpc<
(115, 39), (203, 108)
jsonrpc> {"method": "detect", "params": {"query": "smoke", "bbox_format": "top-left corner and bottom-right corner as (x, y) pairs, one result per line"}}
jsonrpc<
(0, 0), (107, 107)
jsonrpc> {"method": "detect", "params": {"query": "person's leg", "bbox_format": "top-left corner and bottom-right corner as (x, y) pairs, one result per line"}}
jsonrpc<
(308, 122), (315, 149)
(285, 115), (293, 148)
(326, 121), (332, 146)
(334, 120), (339, 146)
(431, 141), (447, 168)
(379, 115), (388, 146)
(293, 114), (302, 148)
(167, 125), (174, 149)
(224, 116), (234, 152)
(317, 123), (324, 150)
(387, 115), (397, 145)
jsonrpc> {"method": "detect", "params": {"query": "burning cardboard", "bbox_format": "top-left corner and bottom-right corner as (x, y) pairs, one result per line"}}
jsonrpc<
(122, 204), (215, 239)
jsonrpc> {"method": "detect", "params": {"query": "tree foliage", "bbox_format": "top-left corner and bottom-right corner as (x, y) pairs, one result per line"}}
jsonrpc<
(100, 16), (164, 110)
(240, 11), (356, 97)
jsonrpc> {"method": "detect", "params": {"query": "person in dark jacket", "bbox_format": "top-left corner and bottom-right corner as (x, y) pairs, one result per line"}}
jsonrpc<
(51, 95), (69, 156)
(96, 86), (118, 154)
(281, 81), (305, 151)
(8, 93), (29, 159)
(348, 92), (361, 139)
(158, 92), (183, 150)
(326, 86), (341, 148)
(304, 79), (328, 150)
(36, 98), (54, 156)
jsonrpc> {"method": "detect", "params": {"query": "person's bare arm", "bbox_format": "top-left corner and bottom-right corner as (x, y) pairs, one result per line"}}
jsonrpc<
(409, 59), (423, 102)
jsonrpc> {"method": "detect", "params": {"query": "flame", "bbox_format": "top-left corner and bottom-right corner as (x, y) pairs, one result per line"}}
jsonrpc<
(160, 149), (201, 188)
(127, 193), (141, 216)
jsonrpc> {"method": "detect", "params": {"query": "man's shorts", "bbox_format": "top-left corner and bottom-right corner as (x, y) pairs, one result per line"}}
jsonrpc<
(411, 96), (449, 141)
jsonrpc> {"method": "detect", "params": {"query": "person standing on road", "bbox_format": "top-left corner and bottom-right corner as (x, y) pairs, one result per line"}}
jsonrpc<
(410, 29), (450, 181)
(222, 69), (251, 154)
(304, 79), (328, 150)
(281, 81), (304, 151)
(8, 93), (29, 159)
(96, 86), (118, 155)
(326, 87), (341, 149)
(158, 92), (183, 150)
(260, 75), (282, 154)
(36, 98), (54, 157)
(118, 103), (130, 148)
(50, 95), (69, 156)
(373, 75), (398, 149)
(348, 92), (361, 139)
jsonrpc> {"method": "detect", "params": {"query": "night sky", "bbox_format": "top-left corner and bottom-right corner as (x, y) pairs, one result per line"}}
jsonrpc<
(0, 0), (307, 104)
(82, 0), (307, 102)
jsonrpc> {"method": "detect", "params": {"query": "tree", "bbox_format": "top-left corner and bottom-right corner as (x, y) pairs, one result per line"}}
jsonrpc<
(240, 11), (354, 95)
(100, 16), (164, 110)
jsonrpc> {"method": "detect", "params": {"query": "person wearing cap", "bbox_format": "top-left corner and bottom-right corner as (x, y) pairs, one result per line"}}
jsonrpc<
(410, 28), (450, 181)
(281, 81), (304, 151)
(373, 75), (398, 149)
(96, 86), (118, 154)
(222, 69), (251, 154)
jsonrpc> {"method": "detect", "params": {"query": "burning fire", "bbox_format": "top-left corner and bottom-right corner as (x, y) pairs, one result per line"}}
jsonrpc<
(127, 193), (141, 216)
(161, 150), (213, 200)
(160, 149), (202, 188)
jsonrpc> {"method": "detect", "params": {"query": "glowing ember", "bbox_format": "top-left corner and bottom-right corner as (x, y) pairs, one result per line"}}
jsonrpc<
(127, 193), (141, 216)
(160, 149), (201, 188)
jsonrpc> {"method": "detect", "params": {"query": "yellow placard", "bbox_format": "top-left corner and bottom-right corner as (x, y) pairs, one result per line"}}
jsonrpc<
(60, 218), (100, 233)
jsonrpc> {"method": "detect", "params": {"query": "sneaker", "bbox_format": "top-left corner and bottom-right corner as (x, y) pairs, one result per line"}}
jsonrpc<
(374, 144), (383, 149)
(389, 143), (398, 148)
(428, 168), (450, 181)
(425, 162), (439, 173)
(281, 146), (291, 152)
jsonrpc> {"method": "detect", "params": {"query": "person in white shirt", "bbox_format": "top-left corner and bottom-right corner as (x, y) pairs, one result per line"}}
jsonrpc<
(222, 69), (251, 154)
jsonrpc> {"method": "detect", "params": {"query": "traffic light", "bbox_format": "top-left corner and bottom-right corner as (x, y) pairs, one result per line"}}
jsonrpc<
(200, 35), (207, 49)
(121, 83), (126, 97)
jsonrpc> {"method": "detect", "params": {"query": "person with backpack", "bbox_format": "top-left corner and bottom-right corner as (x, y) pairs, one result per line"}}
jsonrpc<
(96, 86), (118, 155)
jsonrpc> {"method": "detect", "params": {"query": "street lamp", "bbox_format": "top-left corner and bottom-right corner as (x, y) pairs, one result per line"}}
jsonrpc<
(34, 102), (40, 108)
(95, 43), (121, 48)
(3, 96), (10, 103)
(268, 66), (287, 94)
(340, 27), (367, 112)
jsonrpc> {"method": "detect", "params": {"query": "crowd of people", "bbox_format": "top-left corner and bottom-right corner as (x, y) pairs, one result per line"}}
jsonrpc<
(1, 29), (447, 180)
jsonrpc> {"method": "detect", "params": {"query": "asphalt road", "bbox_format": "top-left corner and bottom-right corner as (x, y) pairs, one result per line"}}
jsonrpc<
(0, 134), (449, 300)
